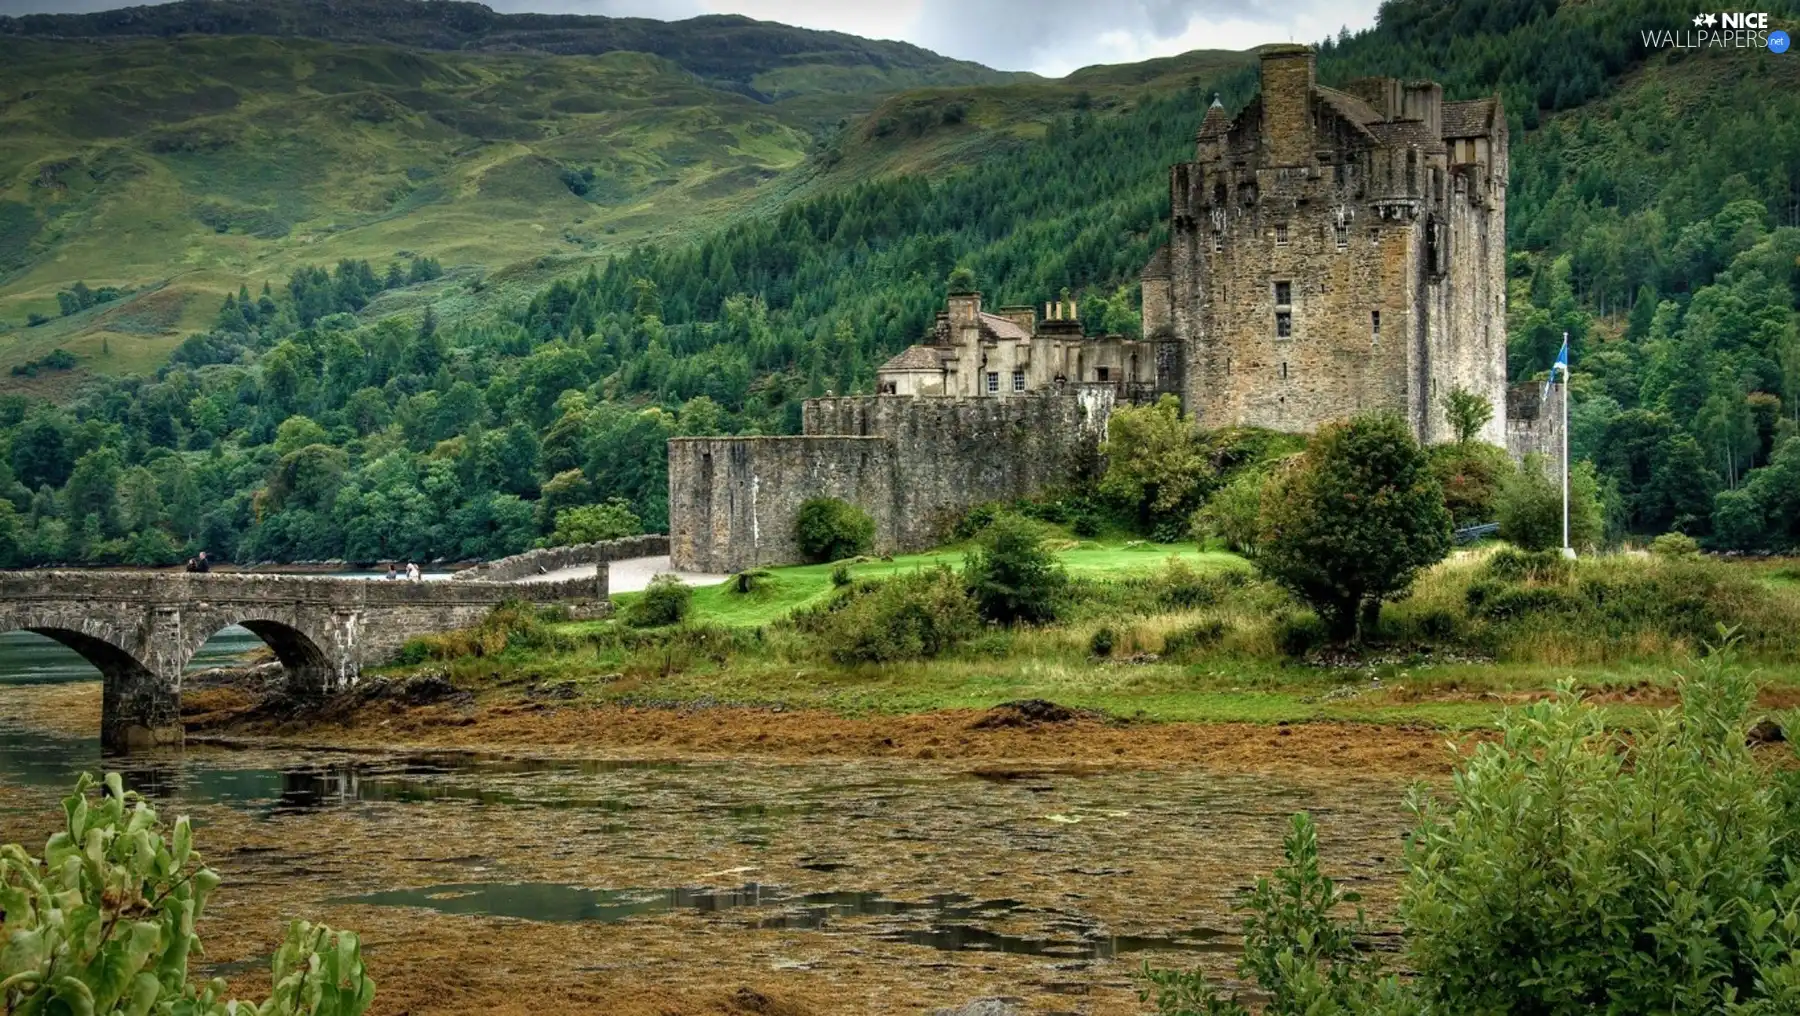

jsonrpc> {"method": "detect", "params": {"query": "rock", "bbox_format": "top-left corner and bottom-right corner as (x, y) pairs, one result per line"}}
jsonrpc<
(398, 673), (460, 705)
(931, 1001), (1021, 1016)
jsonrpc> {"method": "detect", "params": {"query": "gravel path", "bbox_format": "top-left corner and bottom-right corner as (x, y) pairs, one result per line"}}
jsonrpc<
(513, 554), (728, 594)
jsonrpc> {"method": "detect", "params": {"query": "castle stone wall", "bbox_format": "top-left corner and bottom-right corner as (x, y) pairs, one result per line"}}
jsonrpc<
(453, 535), (670, 584)
(669, 393), (1113, 573)
(668, 436), (897, 574)
(1505, 381), (1566, 474)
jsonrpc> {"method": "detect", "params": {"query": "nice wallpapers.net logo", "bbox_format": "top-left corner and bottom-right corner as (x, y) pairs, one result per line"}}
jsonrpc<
(1642, 11), (1790, 50)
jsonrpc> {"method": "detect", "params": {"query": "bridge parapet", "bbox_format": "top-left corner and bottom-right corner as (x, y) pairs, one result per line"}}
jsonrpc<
(0, 570), (607, 750)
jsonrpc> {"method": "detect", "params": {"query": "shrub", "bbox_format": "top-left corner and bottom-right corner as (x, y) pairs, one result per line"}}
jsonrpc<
(1257, 413), (1452, 641)
(626, 574), (691, 627)
(1192, 467), (1266, 554)
(963, 512), (1067, 624)
(1161, 619), (1228, 658)
(1481, 545), (1572, 583)
(829, 562), (853, 587)
(731, 568), (773, 594)
(801, 567), (979, 663)
(1495, 454), (1604, 552)
(1429, 440), (1511, 527)
(1089, 626), (1116, 658)
(1144, 649), (1800, 1015)
(1649, 531), (1702, 557)
(2, 773), (375, 1016)
(795, 497), (875, 563)
(1099, 395), (1213, 537)
(399, 602), (568, 660)
(1273, 612), (1328, 658)
(549, 498), (640, 545)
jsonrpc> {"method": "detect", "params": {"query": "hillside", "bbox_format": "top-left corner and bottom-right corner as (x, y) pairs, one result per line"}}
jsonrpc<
(0, 0), (1796, 568)
(0, 0), (1025, 102)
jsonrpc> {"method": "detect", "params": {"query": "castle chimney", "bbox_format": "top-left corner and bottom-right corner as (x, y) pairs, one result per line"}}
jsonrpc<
(1258, 45), (1316, 168)
(947, 290), (982, 329)
(1402, 80), (1442, 136)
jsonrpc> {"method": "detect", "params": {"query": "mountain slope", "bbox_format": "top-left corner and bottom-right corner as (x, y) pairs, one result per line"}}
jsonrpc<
(0, 0), (1029, 102)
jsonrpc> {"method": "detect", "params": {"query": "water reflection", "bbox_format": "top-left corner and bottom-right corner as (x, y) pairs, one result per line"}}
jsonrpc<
(0, 626), (265, 685)
(336, 881), (1233, 959)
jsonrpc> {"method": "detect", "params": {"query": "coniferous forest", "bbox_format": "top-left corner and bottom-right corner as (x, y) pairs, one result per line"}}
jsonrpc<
(0, 0), (1797, 566)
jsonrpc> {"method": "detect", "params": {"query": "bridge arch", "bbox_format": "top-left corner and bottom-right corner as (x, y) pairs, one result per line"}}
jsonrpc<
(0, 609), (176, 750)
(176, 612), (342, 697)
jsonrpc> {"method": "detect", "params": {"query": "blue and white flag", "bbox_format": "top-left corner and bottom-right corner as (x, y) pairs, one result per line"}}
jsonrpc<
(1543, 336), (1570, 401)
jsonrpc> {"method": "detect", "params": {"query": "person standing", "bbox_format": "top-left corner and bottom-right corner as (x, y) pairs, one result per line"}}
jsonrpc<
(385, 563), (399, 580)
(406, 561), (421, 582)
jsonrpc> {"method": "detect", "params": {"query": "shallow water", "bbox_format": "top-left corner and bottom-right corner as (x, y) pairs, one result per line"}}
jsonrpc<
(0, 646), (1415, 1013)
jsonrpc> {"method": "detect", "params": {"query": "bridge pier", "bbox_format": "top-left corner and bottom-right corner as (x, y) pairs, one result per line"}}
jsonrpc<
(0, 570), (608, 752)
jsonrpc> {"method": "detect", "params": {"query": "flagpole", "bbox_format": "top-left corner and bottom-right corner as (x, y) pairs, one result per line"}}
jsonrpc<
(1560, 330), (1573, 560)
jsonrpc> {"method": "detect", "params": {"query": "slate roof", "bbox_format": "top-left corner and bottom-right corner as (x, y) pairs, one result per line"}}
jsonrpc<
(978, 312), (1032, 341)
(879, 346), (946, 372)
(1442, 98), (1498, 138)
(1368, 119), (1447, 153)
(1314, 85), (1383, 126)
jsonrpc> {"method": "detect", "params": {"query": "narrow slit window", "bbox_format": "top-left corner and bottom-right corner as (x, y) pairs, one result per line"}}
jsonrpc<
(1372, 310), (1381, 338)
(1276, 311), (1292, 338)
(1335, 223), (1349, 249)
(1281, 361), (1288, 380)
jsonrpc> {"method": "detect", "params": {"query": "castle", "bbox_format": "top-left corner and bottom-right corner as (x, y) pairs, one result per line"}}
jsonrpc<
(669, 47), (1559, 573)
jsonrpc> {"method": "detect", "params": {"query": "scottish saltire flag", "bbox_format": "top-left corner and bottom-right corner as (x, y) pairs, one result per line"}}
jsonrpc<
(1543, 336), (1570, 400)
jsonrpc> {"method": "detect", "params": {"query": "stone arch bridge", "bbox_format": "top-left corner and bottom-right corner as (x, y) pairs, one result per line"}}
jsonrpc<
(0, 570), (606, 750)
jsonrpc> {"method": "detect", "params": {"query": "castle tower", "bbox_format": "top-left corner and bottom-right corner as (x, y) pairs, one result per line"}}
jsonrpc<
(1147, 48), (1509, 446)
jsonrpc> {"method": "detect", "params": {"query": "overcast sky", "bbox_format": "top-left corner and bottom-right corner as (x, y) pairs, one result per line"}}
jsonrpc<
(0, 0), (1384, 77)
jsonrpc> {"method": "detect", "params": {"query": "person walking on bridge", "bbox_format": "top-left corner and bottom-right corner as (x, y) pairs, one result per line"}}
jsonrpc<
(405, 561), (421, 582)
(185, 550), (210, 573)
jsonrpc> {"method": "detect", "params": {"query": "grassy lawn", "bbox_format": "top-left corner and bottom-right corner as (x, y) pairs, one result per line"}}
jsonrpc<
(598, 539), (1249, 630)
(489, 541), (1800, 732)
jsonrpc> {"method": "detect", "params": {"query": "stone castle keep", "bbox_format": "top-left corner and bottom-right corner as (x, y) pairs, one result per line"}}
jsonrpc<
(668, 47), (1559, 572)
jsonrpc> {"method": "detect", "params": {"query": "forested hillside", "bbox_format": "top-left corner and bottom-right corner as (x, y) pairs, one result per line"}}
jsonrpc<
(0, 0), (1796, 567)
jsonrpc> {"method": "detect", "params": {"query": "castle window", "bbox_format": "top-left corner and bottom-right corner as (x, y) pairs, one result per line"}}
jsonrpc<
(1274, 281), (1292, 306)
(879, 380), (897, 395)
(1276, 311), (1293, 338)
(1369, 228), (1380, 246)
(1335, 223), (1349, 249)
(1213, 231), (1223, 253)
(1012, 370), (1026, 392)
(986, 371), (999, 394)
(1371, 310), (1381, 339)
(1096, 366), (1111, 382)
(1274, 223), (1289, 246)
(1281, 361), (1288, 380)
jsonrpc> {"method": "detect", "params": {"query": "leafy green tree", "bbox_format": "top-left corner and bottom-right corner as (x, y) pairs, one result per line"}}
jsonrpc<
(1256, 414), (1451, 642)
(1100, 395), (1211, 539)
(1429, 441), (1511, 527)
(963, 512), (1065, 625)
(1439, 387), (1494, 445)
(64, 446), (124, 539)
(1495, 455), (1605, 553)
(549, 499), (641, 546)
(794, 497), (875, 563)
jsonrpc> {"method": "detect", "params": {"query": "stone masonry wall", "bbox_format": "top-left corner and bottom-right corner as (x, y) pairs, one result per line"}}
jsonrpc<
(668, 436), (897, 573)
(668, 392), (1113, 573)
(1506, 381), (1566, 475)
(803, 392), (1113, 550)
(453, 535), (671, 584)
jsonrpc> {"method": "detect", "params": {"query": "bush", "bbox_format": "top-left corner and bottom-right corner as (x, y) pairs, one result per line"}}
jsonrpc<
(1495, 454), (1604, 552)
(1649, 531), (1702, 557)
(799, 567), (980, 664)
(398, 602), (569, 661)
(626, 574), (691, 627)
(1257, 413), (1452, 641)
(731, 568), (773, 594)
(2, 773), (375, 1016)
(1429, 440), (1511, 527)
(1144, 650), (1800, 1015)
(829, 562), (853, 587)
(1273, 612), (1328, 658)
(963, 512), (1067, 624)
(1161, 619), (1228, 658)
(795, 497), (875, 563)
(1481, 546), (1572, 583)
(1089, 626), (1116, 658)
(1193, 467), (1267, 555)
(1099, 395), (1212, 537)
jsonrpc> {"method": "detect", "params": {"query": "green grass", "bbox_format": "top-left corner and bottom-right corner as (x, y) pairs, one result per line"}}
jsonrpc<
(600, 539), (1246, 629)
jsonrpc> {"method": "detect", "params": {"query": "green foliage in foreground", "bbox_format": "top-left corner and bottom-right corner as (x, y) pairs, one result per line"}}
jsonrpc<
(0, 773), (373, 1016)
(1144, 646), (1800, 1015)
(626, 574), (692, 628)
(1495, 453), (1607, 552)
